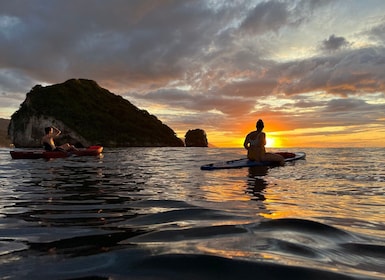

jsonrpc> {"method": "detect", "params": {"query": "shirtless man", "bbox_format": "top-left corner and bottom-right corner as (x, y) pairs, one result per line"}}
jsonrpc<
(243, 119), (284, 166)
(42, 126), (77, 151)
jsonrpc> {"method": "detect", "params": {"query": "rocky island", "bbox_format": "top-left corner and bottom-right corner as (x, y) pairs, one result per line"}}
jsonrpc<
(8, 79), (185, 148)
(184, 129), (208, 147)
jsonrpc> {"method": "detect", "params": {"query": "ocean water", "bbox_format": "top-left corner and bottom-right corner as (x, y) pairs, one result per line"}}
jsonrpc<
(0, 147), (384, 279)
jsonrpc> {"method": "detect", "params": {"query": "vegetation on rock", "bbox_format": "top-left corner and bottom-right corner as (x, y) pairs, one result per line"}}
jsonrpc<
(9, 79), (184, 147)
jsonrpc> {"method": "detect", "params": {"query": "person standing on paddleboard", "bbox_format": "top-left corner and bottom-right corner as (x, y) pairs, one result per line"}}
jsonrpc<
(243, 119), (284, 166)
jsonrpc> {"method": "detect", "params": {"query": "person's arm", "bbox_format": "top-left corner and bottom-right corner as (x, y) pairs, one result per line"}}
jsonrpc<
(261, 132), (266, 146)
(243, 134), (250, 149)
(51, 126), (61, 137)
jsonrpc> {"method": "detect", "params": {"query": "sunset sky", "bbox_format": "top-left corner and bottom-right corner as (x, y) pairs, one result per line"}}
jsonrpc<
(1, 0), (385, 147)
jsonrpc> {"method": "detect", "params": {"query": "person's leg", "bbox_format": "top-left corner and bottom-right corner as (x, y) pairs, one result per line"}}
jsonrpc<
(247, 149), (257, 161)
(263, 153), (285, 166)
(59, 143), (72, 151)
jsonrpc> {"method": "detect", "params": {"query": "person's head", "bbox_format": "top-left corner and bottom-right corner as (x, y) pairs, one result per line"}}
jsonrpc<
(44, 127), (52, 134)
(256, 119), (264, 131)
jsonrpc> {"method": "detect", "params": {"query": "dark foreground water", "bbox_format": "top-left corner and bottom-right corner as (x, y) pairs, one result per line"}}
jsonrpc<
(0, 147), (384, 279)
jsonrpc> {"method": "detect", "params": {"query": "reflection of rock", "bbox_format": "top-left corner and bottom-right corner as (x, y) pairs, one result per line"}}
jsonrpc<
(184, 129), (208, 147)
(8, 79), (184, 148)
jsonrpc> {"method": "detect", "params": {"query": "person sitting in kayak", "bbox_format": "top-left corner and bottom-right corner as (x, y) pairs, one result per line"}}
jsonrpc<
(42, 126), (77, 152)
(243, 119), (284, 166)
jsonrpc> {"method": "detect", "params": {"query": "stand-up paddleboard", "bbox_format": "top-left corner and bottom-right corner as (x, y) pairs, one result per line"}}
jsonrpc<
(200, 152), (306, 170)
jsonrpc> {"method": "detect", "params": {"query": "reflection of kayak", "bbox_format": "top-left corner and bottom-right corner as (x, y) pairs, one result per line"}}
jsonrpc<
(10, 146), (103, 159)
(200, 152), (306, 170)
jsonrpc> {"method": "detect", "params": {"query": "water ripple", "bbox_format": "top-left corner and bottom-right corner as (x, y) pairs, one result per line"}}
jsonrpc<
(0, 148), (384, 279)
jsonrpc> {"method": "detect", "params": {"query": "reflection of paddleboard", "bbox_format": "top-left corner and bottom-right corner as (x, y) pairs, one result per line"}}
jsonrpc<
(200, 152), (306, 170)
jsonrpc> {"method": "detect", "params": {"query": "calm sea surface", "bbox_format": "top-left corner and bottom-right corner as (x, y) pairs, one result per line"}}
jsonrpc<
(0, 147), (384, 279)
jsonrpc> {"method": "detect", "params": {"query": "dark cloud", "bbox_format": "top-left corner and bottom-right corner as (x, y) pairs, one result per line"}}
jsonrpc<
(240, 0), (333, 35)
(131, 88), (255, 116)
(240, 1), (290, 34)
(0, 69), (35, 94)
(368, 21), (385, 43)
(311, 98), (385, 130)
(0, 1), (224, 83)
(277, 47), (385, 96)
(325, 98), (368, 112)
(321, 34), (350, 52)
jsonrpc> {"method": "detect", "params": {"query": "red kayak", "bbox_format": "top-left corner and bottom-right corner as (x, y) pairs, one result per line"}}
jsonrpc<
(10, 146), (103, 159)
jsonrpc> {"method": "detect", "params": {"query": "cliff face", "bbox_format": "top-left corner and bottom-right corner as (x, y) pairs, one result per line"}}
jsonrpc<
(8, 116), (89, 148)
(0, 118), (11, 147)
(8, 79), (184, 148)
